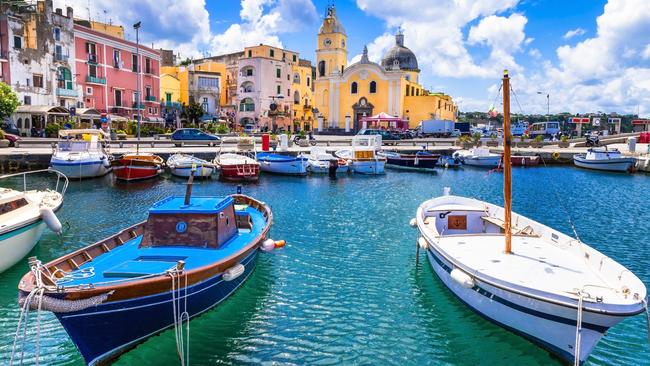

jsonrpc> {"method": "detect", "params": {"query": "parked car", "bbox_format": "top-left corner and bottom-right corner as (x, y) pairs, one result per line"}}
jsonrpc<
(1, 122), (20, 136)
(3, 133), (20, 147)
(171, 128), (220, 146)
(357, 129), (401, 141)
(397, 130), (414, 139)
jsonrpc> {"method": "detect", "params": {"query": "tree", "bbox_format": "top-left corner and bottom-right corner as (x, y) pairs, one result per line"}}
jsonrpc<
(0, 82), (19, 120)
(182, 102), (204, 124)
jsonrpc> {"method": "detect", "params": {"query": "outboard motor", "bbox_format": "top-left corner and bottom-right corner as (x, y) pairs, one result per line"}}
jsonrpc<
(328, 159), (338, 179)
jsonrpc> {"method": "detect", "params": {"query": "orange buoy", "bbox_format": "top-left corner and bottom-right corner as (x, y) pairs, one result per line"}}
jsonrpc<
(274, 240), (286, 248)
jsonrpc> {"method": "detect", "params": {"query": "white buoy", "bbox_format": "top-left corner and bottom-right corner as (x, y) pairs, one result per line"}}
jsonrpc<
(443, 186), (451, 196)
(222, 264), (245, 281)
(450, 268), (475, 289)
(409, 218), (417, 228)
(40, 206), (62, 234)
(261, 239), (276, 252)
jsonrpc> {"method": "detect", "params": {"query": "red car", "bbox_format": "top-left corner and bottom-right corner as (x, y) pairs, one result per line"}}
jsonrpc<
(3, 133), (20, 147)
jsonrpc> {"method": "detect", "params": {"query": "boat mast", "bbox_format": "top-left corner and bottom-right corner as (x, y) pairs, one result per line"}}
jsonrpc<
(503, 70), (513, 254)
(134, 21), (142, 155)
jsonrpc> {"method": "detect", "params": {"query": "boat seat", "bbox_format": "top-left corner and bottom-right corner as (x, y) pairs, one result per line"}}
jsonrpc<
(480, 216), (538, 236)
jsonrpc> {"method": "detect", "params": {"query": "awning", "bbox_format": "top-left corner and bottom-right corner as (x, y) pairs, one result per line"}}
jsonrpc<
(569, 117), (590, 124)
(632, 119), (650, 125)
(76, 108), (102, 117)
(108, 114), (128, 122)
(15, 105), (70, 116)
(145, 117), (165, 123)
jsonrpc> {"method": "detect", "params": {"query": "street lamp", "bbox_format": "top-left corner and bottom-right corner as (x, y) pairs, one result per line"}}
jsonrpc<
(537, 91), (549, 121)
(133, 21), (141, 145)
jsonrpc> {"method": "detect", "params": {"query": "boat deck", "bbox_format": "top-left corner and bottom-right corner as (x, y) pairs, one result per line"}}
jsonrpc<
(58, 205), (266, 287)
(435, 233), (630, 304)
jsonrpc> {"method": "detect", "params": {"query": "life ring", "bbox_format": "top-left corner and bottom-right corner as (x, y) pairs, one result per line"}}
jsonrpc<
(551, 152), (561, 160)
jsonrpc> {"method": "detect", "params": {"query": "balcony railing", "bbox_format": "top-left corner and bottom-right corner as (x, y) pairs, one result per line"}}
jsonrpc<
(86, 75), (106, 84)
(56, 88), (78, 97)
(88, 54), (98, 64)
(132, 102), (145, 109)
(162, 101), (182, 109)
(145, 95), (157, 102)
(53, 53), (69, 62)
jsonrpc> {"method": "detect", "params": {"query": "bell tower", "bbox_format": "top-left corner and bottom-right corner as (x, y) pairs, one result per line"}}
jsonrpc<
(316, 5), (347, 79)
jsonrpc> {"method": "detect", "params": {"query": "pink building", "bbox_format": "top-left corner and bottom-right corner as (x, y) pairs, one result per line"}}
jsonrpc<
(74, 24), (162, 122)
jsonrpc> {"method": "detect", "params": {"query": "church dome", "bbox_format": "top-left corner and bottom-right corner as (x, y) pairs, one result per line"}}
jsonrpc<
(319, 5), (346, 35)
(381, 32), (419, 71)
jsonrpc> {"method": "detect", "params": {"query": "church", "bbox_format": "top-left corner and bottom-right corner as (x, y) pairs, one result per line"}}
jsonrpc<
(314, 5), (457, 132)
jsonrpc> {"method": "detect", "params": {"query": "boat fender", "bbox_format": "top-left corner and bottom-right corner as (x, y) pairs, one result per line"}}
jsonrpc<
(223, 264), (245, 281)
(18, 290), (114, 313)
(551, 152), (560, 160)
(261, 239), (276, 252)
(40, 206), (62, 234)
(274, 240), (286, 248)
(417, 237), (428, 249)
(443, 187), (451, 196)
(450, 268), (475, 289)
(409, 218), (417, 228)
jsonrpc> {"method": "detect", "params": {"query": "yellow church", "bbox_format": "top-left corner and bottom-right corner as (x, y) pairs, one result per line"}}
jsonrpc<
(314, 5), (457, 131)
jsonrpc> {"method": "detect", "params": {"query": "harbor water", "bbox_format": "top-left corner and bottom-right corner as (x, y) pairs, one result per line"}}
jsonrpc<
(0, 167), (649, 365)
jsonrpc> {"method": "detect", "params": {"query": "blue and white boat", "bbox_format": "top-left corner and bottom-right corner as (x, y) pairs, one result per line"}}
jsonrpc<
(573, 147), (636, 172)
(257, 152), (309, 175)
(17, 185), (274, 365)
(50, 129), (112, 179)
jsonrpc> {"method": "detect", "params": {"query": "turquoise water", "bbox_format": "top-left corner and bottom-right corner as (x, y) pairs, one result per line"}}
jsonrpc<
(0, 167), (649, 365)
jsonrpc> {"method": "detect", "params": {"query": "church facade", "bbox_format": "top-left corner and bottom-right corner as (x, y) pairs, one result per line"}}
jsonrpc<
(314, 5), (457, 131)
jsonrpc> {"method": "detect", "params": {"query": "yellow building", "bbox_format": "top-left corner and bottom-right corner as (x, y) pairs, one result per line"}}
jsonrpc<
(291, 60), (315, 130)
(314, 5), (456, 131)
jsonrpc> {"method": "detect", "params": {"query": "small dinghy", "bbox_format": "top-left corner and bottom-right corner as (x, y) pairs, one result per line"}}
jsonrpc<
(381, 150), (439, 171)
(50, 129), (112, 179)
(112, 153), (165, 181)
(16, 176), (274, 365)
(257, 152), (309, 175)
(167, 154), (215, 178)
(0, 169), (67, 273)
(306, 147), (349, 174)
(412, 71), (647, 365)
(437, 155), (463, 168)
(453, 147), (501, 168)
(573, 147), (636, 172)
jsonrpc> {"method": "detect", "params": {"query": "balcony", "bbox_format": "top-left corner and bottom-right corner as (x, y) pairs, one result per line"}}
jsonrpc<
(162, 101), (182, 109)
(56, 88), (78, 98)
(87, 54), (98, 64)
(53, 53), (69, 62)
(86, 75), (106, 84)
(132, 102), (145, 109)
(145, 95), (157, 102)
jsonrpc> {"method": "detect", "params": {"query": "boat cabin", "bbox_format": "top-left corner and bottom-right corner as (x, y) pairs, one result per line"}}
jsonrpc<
(140, 196), (249, 249)
(424, 203), (537, 237)
(57, 129), (106, 152)
(585, 147), (622, 160)
(0, 189), (29, 217)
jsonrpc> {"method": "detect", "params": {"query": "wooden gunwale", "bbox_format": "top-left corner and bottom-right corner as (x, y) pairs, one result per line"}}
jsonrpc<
(18, 195), (272, 302)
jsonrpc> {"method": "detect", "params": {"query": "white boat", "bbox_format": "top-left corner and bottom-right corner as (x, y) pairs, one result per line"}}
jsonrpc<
(307, 147), (350, 174)
(50, 129), (112, 179)
(335, 135), (386, 175)
(573, 147), (636, 172)
(167, 153), (216, 178)
(412, 71), (647, 365)
(453, 147), (501, 168)
(0, 169), (67, 273)
(213, 138), (261, 181)
(257, 152), (309, 175)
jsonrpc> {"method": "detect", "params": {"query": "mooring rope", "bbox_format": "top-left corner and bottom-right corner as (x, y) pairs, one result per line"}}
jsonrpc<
(168, 265), (190, 366)
(10, 260), (46, 366)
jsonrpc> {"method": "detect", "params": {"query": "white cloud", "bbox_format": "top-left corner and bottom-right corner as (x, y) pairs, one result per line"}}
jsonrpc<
(528, 48), (541, 59)
(467, 13), (528, 73)
(563, 27), (585, 40)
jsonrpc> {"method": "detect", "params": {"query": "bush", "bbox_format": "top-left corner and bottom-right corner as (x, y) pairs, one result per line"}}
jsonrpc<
(534, 135), (544, 142)
(216, 124), (229, 134)
(457, 134), (471, 143)
(0, 129), (5, 140)
(472, 132), (481, 143)
(126, 121), (137, 135)
(519, 134), (529, 141)
(560, 134), (569, 142)
(45, 123), (61, 137)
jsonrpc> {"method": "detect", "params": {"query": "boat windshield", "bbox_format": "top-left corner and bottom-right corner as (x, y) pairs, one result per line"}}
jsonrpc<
(58, 141), (92, 152)
(0, 198), (29, 215)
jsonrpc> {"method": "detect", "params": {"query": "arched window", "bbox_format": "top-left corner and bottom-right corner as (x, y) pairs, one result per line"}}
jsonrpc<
(25, 118), (30, 128)
(240, 81), (254, 93)
(294, 90), (300, 104)
(239, 98), (255, 112)
(307, 77), (310, 87)
(293, 73), (301, 84)
(318, 61), (326, 77)
(16, 118), (22, 129)
(406, 85), (410, 96)
(351, 82), (358, 94)
(241, 66), (254, 77)
(369, 81), (377, 94)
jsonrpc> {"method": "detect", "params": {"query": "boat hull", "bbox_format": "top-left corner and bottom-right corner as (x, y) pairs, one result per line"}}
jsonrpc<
(219, 164), (260, 181)
(385, 154), (439, 171)
(573, 155), (635, 172)
(50, 159), (111, 179)
(462, 156), (501, 167)
(0, 220), (46, 273)
(351, 160), (386, 174)
(423, 242), (614, 364)
(258, 157), (309, 175)
(112, 165), (163, 181)
(511, 156), (540, 166)
(56, 250), (258, 366)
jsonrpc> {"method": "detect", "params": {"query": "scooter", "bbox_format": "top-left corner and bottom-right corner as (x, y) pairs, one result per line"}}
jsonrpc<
(585, 133), (600, 147)
(292, 133), (317, 146)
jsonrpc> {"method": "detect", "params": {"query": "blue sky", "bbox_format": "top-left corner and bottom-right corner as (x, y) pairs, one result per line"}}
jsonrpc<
(56, 0), (650, 116)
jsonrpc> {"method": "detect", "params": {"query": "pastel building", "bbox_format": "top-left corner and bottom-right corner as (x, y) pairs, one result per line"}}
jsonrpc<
(291, 59), (316, 130)
(74, 21), (162, 122)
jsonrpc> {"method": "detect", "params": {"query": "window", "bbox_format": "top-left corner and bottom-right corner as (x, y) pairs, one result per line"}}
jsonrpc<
(282, 52), (286, 60)
(53, 27), (61, 41)
(166, 92), (172, 102)
(145, 58), (151, 74)
(89, 64), (97, 77)
(276, 68), (281, 78)
(54, 45), (63, 60)
(148, 107), (152, 114)
(287, 88), (290, 97)
(13, 36), (22, 49)
(350, 82), (358, 94)
(307, 77), (310, 87)
(86, 87), (93, 95)
(242, 67), (254, 77)
(292, 55), (297, 62)
(369, 81), (377, 94)
(24, 96), (31, 105)
(239, 98), (254, 112)
(57, 67), (72, 89)
(276, 85), (281, 94)
(0, 198), (29, 215)
(115, 90), (123, 106)
(241, 81), (254, 93)
(293, 73), (300, 84)
(406, 85), (410, 96)
(270, 49), (275, 57)
(145, 86), (151, 98)
(198, 77), (219, 88)
(411, 86), (415, 96)
(294, 90), (300, 104)
(85, 42), (96, 54)
(248, 50), (252, 57)
(113, 50), (121, 68)
(132, 54), (138, 72)
(318, 61), (325, 77)
(17, 118), (22, 129)
(33, 74), (43, 88)
(287, 74), (290, 81)
(416, 89), (419, 96)
(202, 97), (208, 112)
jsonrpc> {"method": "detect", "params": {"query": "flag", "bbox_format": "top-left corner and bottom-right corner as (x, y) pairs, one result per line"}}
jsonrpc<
(488, 105), (498, 118)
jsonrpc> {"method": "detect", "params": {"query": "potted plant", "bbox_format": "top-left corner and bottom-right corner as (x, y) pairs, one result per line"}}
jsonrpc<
(269, 133), (279, 149)
(237, 136), (255, 150)
(0, 130), (9, 148)
(44, 123), (61, 138)
(472, 132), (482, 147)
(457, 134), (473, 149)
(531, 134), (544, 148)
(558, 134), (570, 148)
(486, 133), (499, 147)
(517, 134), (530, 148)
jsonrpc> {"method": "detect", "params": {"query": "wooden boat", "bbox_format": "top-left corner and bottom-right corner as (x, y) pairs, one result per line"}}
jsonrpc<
(381, 150), (440, 171)
(335, 135), (386, 175)
(213, 139), (260, 181)
(412, 71), (647, 364)
(573, 147), (636, 172)
(511, 155), (540, 166)
(167, 153), (216, 178)
(257, 152), (309, 175)
(50, 129), (112, 179)
(0, 169), (66, 273)
(17, 179), (274, 365)
(111, 153), (164, 181)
